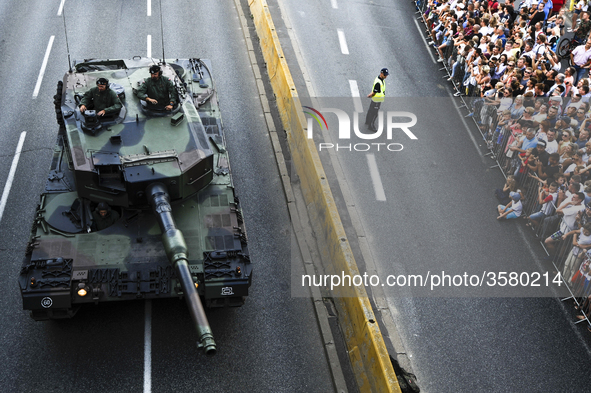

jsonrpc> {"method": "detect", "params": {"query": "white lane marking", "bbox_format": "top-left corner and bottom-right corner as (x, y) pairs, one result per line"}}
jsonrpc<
(147, 0), (151, 16)
(331, 0), (338, 9)
(412, 18), (436, 64)
(337, 29), (349, 55)
(32, 36), (55, 99)
(147, 35), (152, 58)
(0, 132), (27, 225)
(57, 0), (66, 16)
(143, 300), (152, 393)
(348, 80), (363, 113)
(366, 154), (386, 201)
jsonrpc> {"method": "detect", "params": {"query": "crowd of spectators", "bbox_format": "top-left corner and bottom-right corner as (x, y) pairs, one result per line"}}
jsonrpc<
(424, 0), (591, 96)
(422, 0), (591, 323)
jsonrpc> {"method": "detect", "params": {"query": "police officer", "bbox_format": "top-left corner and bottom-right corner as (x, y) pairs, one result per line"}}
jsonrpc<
(365, 68), (389, 131)
(79, 78), (122, 117)
(136, 65), (178, 110)
(91, 202), (120, 232)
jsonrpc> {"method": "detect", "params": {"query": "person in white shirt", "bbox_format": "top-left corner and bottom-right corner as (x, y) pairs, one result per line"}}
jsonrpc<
(480, 20), (494, 37)
(581, 141), (591, 162)
(533, 22), (544, 40)
(562, 222), (591, 281)
(545, 192), (587, 254)
(571, 40), (591, 85)
(567, 95), (584, 112)
(562, 221), (591, 280)
(580, 85), (591, 103)
(520, 0), (536, 10)
(455, 3), (465, 19)
(502, 41), (517, 58)
(522, 41), (536, 59)
(478, 35), (490, 52)
(572, 0), (589, 30)
(497, 192), (524, 220)
(543, 129), (560, 154)
(532, 34), (548, 57)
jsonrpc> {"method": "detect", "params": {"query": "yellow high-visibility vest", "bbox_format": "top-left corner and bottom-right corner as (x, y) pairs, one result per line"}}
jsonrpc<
(372, 77), (385, 102)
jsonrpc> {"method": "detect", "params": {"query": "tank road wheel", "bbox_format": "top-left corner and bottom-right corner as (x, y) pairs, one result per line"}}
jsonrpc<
(54, 81), (65, 127)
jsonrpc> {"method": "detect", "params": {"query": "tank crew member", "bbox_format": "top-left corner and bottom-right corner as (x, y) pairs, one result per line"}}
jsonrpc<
(79, 78), (122, 117)
(365, 68), (388, 132)
(136, 65), (178, 110)
(91, 202), (120, 231)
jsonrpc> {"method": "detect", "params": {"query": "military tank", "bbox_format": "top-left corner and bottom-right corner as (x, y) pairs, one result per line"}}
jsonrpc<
(18, 57), (252, 355)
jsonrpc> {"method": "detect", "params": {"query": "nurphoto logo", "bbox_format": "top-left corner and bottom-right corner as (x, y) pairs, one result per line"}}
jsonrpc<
(303, 105), (418, 152)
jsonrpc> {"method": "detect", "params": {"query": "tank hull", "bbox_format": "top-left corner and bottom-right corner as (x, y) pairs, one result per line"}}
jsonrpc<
(20, 185), (251, 319)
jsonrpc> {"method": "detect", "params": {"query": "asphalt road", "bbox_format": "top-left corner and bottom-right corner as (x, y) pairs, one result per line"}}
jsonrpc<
(0, 1), (334, 392)
(270, 0), (591, 392)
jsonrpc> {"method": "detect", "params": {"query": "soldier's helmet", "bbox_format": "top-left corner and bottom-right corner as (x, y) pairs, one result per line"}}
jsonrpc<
(149, 65), (162, 75)
(96, 202), (109, 212)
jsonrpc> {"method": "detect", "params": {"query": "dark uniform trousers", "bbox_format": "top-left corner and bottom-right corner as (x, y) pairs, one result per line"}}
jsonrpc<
(365, 101), (381, 129)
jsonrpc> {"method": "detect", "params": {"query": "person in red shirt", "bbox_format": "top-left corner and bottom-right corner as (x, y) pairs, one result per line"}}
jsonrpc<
(552, 0), (565, 14)
(488, 0), (500, 12)
(526, 181), (559, 229)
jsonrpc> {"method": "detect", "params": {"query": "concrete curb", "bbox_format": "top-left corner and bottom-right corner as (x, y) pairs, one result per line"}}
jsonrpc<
(247, 0), (401, 391)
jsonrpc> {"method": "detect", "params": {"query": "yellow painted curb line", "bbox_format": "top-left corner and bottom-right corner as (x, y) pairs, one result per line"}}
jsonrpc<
(247, 0), (401, 391)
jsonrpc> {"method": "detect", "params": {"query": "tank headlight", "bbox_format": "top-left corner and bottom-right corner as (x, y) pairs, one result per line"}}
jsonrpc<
(77, 283), (88, 297)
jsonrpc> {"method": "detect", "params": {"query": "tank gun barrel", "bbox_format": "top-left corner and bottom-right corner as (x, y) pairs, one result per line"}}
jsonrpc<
(147, 183), (216, 355)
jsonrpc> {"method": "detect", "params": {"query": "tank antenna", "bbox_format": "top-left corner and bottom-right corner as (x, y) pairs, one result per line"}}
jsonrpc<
(159, 0), (166, 64)
(62, 6), (73, 73)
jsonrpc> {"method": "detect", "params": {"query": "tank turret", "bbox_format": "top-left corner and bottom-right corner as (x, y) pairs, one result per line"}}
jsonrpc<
(19, 58), (252, 353)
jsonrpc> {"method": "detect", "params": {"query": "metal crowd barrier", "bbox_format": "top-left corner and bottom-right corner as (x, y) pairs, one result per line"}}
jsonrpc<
(549, 219), (591, 326)
(413, 0), (591, 327)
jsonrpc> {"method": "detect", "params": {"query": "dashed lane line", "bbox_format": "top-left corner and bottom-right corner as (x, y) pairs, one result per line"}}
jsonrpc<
(0, 132), (27, 225)
(32, 36), (55, 99)
(143, 300), (152, 393)
(57, 0), (66, 16)
(337, 29), (349, 55)
(348, 80), (363, 113)
(366, 154), (386, 201)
